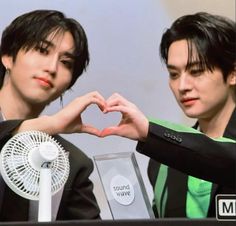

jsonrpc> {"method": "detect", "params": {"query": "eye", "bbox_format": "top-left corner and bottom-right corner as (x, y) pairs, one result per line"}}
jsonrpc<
(169, 71), (179, 80)
(39, 47), (49, 55)
(35, 45), (49, 55)
(61, 59), (74, 70)
(189, 69), (204, 76)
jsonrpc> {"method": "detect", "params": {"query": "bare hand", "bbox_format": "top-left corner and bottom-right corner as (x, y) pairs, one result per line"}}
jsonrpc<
(100, 93), (149, 141)
(18, 91), (106, 136)
(53, 91), (106, 136)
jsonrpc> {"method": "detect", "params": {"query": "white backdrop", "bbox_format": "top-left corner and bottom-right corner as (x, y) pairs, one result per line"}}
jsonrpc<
(0, 0), (235, 219)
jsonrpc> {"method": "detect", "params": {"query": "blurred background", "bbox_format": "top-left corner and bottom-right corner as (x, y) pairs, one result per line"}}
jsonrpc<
(0, 0), (235, 219)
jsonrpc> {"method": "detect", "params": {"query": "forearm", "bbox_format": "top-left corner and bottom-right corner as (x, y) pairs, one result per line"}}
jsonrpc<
(137, 121), (236, 188)
(15, 115), (60, 135)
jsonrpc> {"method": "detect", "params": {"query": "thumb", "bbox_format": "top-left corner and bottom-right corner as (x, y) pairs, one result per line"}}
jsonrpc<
(100, 127), (119, 137)
(81, 124), (101, 136)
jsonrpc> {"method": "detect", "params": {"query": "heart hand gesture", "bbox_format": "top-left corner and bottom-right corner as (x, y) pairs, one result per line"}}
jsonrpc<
(100, 93), (149, 141)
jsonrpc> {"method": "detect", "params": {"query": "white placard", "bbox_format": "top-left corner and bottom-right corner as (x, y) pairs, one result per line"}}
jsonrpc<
(94, 152), (154, 219)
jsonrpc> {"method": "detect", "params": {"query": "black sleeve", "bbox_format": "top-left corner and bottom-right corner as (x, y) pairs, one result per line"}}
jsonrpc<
(0, 120), (24, 149)
(55, 136), (101, 220)
(137, 122), (236, 189)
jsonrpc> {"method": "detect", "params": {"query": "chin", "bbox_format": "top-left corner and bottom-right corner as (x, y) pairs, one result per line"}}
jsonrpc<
(182, 109), (201, 119)
(185, 114), (199, 119)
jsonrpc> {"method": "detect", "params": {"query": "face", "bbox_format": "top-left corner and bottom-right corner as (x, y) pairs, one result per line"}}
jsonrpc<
(167, 40), (235, 120)
(2, 31), (75, 106)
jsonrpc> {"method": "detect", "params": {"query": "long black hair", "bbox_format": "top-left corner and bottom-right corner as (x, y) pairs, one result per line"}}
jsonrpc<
(0, 9), (89, 89)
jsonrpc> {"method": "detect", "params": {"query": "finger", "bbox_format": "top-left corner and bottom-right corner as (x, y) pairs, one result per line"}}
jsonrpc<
(79, 93), (106, 113)
(106, 93), (126, 105)
(89, 92), (107, 110)
(100, 127), (120, 137)
(104, 105), (131, 115)
(93, 98), (107, 112)
(106, 94), (135, 111)
(80, 124), (101, 136)
(89, 91), (106, 104)
(105, 93), (121, 102)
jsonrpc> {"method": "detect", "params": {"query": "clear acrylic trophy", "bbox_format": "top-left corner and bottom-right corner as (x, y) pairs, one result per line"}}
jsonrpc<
(94, 152), (155, 219)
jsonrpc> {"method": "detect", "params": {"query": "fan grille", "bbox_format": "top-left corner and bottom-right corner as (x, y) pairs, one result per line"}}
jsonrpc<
(0, 131), (70, 200)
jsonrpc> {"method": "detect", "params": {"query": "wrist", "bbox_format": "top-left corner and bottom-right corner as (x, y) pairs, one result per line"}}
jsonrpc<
(16, 115), (59, 135)
(139, 118), (149, 142)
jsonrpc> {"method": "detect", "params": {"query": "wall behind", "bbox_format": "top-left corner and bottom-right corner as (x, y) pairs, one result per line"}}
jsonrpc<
(0, 0), (235, 219)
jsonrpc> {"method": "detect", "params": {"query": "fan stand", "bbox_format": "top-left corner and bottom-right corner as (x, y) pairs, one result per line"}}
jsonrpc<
(38, 165), (52, 221)
(35, 142), (59, 222)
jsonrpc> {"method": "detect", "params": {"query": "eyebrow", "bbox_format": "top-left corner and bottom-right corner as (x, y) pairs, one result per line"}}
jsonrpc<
(40, 40), (76, 60)
(63, 52), (76, 60)
(167, 61), (202, 70)
(166, 64), (178, 70)
(40, 40), (53, 48)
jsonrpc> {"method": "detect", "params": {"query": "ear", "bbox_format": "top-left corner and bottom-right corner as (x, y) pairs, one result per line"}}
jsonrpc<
(227, 69), (236, 85)
(1, 55), (13, 70)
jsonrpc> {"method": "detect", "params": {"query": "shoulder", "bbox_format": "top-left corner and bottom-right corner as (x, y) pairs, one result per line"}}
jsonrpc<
(0, 119), (25, 146)
(224, 107), (236, 139)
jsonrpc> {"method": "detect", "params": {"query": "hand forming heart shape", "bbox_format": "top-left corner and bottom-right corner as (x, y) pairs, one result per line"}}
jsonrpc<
(56, 91), (148, 141)
(74, 92), (149, 141)
(82, 104), (121, 131)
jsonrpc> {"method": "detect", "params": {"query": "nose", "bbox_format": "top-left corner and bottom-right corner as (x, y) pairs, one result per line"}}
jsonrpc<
(44, 54), (58, 76)
(178, 73), (192, 93)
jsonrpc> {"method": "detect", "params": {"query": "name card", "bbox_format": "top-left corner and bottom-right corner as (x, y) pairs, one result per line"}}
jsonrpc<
(94, 152), (154, 219)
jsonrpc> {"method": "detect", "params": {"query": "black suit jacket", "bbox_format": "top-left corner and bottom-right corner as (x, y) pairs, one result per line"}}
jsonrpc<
(0, 119), (100, 221)
(137, 108), (236, 217)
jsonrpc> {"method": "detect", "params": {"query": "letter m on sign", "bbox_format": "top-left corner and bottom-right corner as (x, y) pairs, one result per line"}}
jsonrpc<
(216, 194), (236, 221)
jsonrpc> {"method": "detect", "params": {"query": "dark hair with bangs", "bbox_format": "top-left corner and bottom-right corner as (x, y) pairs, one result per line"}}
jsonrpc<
(0, 9), (89, 89)
(160, 12), (236, 82)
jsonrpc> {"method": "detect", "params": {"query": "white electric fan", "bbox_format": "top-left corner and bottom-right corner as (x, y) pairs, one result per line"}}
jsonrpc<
(0, 131), (70, 222)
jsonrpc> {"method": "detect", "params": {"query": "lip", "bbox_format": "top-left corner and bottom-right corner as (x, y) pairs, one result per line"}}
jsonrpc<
(180, 97), (198, 106)
(34, 76), (53, 88)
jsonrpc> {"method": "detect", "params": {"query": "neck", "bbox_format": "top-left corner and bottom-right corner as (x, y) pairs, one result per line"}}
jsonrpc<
(198, 100), (235, 138)
(0, 85), (45, 120)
